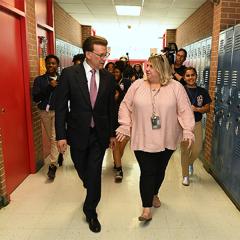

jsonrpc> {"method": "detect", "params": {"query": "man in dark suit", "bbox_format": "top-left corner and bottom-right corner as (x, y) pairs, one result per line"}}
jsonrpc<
(55, 36), (117, 233)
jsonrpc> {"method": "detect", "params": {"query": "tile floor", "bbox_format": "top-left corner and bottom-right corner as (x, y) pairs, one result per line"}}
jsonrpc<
(0, 143), (240, 240)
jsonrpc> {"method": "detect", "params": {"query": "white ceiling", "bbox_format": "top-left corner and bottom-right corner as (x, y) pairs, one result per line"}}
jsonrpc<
(55, 0), (207, 59)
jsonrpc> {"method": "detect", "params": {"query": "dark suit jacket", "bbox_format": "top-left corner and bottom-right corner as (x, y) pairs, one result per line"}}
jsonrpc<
(55, 64), (117, 150)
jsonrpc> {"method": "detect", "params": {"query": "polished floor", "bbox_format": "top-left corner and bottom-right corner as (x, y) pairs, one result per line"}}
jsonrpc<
(0, 144), (240, 240)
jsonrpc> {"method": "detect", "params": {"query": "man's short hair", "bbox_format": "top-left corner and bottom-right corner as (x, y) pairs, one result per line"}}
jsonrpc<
(177, 48), (187, 59)
(72, 53), (85, 63)
(45, 54), (60, 65)
(82, 36), (108, 53)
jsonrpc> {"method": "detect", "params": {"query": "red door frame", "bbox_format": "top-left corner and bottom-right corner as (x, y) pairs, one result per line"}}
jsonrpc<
(36, 0), (55, 54)
(0, 0), (36, 173)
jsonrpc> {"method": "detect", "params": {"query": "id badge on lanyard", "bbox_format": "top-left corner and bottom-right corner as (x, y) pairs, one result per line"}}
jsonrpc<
(151, 115), (161, 129)
(46, 104), (50, 112)
(46, 92), (53, 112)
(150, 88), (161, 129)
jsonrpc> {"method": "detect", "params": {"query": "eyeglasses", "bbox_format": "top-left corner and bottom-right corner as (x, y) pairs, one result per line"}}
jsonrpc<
(91, 51), (110, 59)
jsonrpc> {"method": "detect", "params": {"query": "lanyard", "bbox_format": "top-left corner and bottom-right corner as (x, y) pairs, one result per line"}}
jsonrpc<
(150, 87), (160, 116)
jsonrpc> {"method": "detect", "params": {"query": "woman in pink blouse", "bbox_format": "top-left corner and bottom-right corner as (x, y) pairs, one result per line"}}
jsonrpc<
(116, 55), (195, 222)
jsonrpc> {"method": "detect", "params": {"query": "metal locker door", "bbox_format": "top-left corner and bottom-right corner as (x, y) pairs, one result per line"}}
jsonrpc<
(195, 41), (201, 83)
(215, 31), (226, 109)
(199, 39), (205, 88)
(221, 27), (234, 107)
(203, 37), (212, 90)
(212, 30), (226, 177)
(220, 28), (234, 183)
(231, 24), (240, 113)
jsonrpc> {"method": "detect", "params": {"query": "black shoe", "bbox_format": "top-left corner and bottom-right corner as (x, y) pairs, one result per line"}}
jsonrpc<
(57, 153), (64, 166)
(115, 169), (123, 183)
(86, 217), (101, 233)
(47, 164), (57, 180)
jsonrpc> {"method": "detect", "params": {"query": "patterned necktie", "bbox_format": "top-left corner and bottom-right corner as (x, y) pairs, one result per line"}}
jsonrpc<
(90, 69), (97, 127)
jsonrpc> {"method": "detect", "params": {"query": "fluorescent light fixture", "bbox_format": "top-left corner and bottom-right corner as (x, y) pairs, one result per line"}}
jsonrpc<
(115, 5), (141, 16)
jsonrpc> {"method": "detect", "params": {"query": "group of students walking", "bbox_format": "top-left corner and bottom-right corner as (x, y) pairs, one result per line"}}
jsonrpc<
(32, 35), (211, 233)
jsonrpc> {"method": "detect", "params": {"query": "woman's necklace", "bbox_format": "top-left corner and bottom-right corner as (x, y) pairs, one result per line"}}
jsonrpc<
(150, 83), (160, 91)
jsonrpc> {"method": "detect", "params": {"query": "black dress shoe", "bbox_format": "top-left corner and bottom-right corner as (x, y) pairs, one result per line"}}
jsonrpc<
(86, 217), (101, 233)
(47, 164), (57, 180)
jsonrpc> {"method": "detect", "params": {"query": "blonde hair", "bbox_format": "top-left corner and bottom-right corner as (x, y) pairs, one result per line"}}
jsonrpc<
(148, 55), (172, 86)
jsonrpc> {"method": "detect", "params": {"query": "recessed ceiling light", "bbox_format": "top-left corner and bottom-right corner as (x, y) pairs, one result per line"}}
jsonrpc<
(115, 5), (141, 16)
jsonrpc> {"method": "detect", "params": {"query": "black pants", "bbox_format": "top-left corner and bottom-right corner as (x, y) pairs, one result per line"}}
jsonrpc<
(70, 128), (106, 219)
(134, 149), (174, 207)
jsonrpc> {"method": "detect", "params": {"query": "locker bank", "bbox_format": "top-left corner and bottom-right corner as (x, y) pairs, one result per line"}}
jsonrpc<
(0, 1), (240, 239)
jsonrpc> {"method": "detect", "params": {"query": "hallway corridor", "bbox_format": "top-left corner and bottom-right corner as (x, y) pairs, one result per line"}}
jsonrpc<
(0, 144), (239, 240)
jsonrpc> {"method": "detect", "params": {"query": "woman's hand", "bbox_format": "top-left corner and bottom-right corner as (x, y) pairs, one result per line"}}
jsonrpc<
(182, 138), (193, 149)
(116, 132), (127, 142)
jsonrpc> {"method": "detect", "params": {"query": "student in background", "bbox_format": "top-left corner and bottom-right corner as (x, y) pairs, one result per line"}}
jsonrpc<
(72, 53), (85, 65)
(113, 65), (131, 182)
(32, 54), (64, 180)
(133, 63), (144, 80)
(181, 67), (212, 186)
(105, 62), (115, 74)
(172, 48), (187, 85)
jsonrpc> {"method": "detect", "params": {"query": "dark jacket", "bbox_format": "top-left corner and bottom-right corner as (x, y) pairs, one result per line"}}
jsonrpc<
(32, 73), (58, 110)
(173, 65), (186, 85)
(115, 78), (132, 107)
(55, 64), (117, 150)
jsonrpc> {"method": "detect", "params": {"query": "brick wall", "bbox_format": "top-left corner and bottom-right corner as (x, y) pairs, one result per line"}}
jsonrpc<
(176, 1), (214, 47)
(203, 2), (222, 166)
(220, 0), (240, 30)
(54, 3), (82, 47)
(26, 0), (43, 169)
(82, 25), (92, 43)
(166, 29), (176, 46)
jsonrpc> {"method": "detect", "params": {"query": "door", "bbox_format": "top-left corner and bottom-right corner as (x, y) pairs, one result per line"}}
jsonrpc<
(0, 10), (30, 194)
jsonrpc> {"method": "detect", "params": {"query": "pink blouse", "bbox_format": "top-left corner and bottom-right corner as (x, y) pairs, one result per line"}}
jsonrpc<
(116, 79), (195, 152)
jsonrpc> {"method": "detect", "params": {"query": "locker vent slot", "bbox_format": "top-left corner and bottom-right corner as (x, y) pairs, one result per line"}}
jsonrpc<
(226, 37), (233, 53)
(231, 71), (238, 87)
(234, 34), (240, 51)
(217, 71), (222, 84)
(219, 39), (225, 54)
(224, 71), (229, 86)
